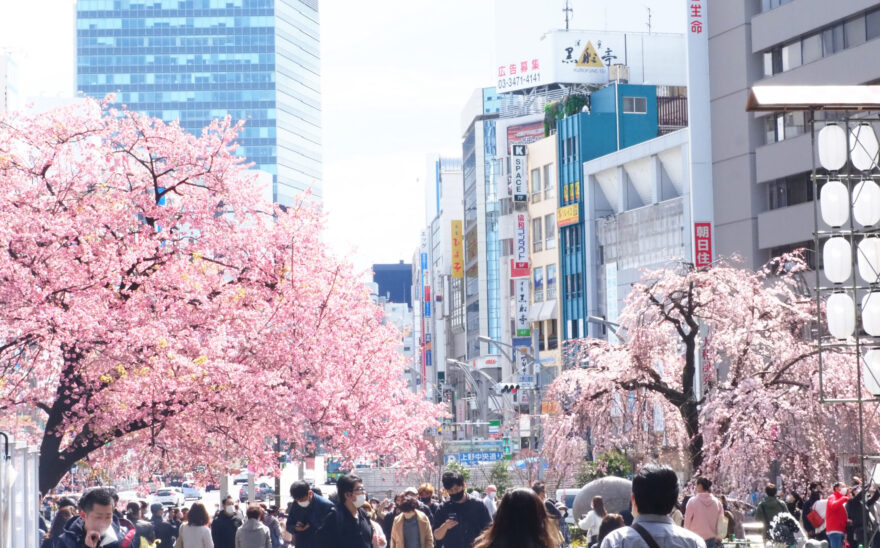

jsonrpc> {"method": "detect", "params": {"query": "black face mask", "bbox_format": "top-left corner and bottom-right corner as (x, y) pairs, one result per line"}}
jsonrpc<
(419, 497), (431, 505)
(449, 491), (465, 502)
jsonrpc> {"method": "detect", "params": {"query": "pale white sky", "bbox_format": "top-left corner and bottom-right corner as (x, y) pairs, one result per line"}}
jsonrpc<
(0, 0), (684, 272)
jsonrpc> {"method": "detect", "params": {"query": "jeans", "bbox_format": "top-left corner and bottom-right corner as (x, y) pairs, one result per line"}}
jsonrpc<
(705, 538), (720, 548)
(828, 531), (845, 548)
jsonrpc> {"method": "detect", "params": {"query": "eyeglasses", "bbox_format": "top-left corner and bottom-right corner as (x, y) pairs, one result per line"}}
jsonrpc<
(354, 487), (366, 493)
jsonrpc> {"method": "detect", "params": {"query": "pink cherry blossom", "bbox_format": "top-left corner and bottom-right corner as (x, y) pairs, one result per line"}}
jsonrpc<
(543, 253), (877, 493)
(0, 99), (444, 493)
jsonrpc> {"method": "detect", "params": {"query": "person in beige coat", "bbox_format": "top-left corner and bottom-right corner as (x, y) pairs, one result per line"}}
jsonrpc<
(390, 496), (434, 548)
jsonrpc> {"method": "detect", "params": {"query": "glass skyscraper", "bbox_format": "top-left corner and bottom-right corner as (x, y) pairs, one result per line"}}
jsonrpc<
(75, 0), (321, 204)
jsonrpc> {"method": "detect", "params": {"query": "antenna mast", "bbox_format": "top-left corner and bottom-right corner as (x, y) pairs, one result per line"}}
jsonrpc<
(646, 6), (652, 34)
(563, 0), (574, 31)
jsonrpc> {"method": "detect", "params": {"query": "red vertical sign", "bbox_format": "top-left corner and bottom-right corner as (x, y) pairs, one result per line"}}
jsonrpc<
(694, 222), (712, 268)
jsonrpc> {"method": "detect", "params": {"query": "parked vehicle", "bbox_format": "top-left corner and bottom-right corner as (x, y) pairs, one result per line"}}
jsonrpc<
(152, 487), (186, 507)
(555, 488), (581, 526)
(180, 482), (201, 500)
(238, 482), (275, 502)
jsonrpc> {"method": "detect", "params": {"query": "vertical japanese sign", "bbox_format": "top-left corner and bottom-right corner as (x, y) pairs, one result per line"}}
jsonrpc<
(451, 220), (464, 278)
(512, 144), (527, 202)
(515, 279), (530, 337)
(511, 212), (529, 278)
(689, 0), (703, 34)
(694, 223), (713, 268)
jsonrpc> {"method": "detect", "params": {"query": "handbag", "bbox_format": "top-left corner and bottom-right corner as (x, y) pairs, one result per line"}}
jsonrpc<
(547, 517), (565, 546)
(806, 509), (824, 528)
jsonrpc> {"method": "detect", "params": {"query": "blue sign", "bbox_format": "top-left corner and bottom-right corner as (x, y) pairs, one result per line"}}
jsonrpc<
(426, 350), (432, 366)
(444, 452), (504, 465)
(421, 253), (428, 271)
(424, 302), (431, 317)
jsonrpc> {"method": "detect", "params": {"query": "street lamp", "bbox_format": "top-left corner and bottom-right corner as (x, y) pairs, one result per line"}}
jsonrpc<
(587, 315), (627, 342)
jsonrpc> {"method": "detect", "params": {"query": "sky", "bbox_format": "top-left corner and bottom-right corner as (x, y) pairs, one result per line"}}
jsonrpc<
(0, 0), (684, 273)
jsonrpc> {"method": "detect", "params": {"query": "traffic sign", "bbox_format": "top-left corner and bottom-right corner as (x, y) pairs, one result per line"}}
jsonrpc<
(518, 374), (536, 389)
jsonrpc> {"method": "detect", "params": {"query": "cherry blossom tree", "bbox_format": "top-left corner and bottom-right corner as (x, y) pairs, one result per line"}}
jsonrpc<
(0, 99), (444, 493)
(544, 255), (876, 492)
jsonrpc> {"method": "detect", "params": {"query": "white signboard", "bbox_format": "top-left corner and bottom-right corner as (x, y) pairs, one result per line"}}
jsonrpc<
(513, 212), (529, 276)
(518, 374), (536, 389)
(495, 30), (686, 94)
(511, 144), (527, 201)
(515, 279), (530, 337)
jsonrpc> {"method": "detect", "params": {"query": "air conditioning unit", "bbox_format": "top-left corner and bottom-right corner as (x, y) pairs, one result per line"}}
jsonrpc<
(609, 64), (630, 84)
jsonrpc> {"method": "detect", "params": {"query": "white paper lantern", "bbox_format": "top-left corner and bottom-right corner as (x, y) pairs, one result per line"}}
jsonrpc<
(858, 237), (880, 284)
(827, 292), (856, 338)
(852, 180), (880, 227)
(864, 350), (880, 396)
(820, 180), (850, 228)
(823, 237), (852, 283)
(850, 124), (880, 171)
(818, 124), (849, 171)
(862, 292), (880, 336)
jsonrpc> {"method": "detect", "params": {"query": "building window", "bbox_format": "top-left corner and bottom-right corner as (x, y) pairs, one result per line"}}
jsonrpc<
(761, 0), (794, 12)
(768, 171), (816, 210)
(547, 264), (557, 300)
(532, 218), (543, 252)
(531, 168), (542, 203)
(545, 214), (556, 250)
(534, 267), (544, 303)
(623, 96), (647, 114)
(846, 15), (867, 48)
(543, 163), (555, 199)
(868, 8), (880, 41)
(764, 111), (806, 144)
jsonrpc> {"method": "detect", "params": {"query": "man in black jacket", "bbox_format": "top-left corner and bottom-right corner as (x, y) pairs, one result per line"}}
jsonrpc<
(57, 488), (128, 548)
(846, 478), (880, 548)
(315, 474), (372, 548)
(149, 504), (178, 548)
(433, 470), (491, 548)
(211, 496), (243, 548)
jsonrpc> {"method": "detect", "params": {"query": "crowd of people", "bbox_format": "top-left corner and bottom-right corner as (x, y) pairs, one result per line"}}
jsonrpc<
(36, 466), (880, 548)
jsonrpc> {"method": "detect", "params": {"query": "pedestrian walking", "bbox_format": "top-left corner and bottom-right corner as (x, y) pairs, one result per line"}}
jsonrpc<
(389, 495), (434, 548)
(261, 506), (282, 548)
(418, 484), (441, 521)
(481, 485), (498, 519)
(236, 505), (272, 548)
(403, 487), (435, 528)
(315, 473), (373, 548)
(826, 481), (851, 548)
(176, 502), (214, 548)
(42, 507), (75, 548)
(212, 496), (244, 548)
(382, 495), (403, 541)
(846, 478), (879, 548)
(471, 488), (558, 548)
(578, 496), (607, 545)
(754, 483), (788, 539)
(803, 483), (825, 539)
(533, 481), (566, 547)
(717, 496), (736, 540)
(286, 480), (333, 548)
(601, 464), (705, 548)
(596, 514), (625, 548)
(56, 488), (129, 548)
(361, 502), (387, 548)
(432, 470), (492, 548)
(684, 476), (723, 548)
(150, 504), (179, 548)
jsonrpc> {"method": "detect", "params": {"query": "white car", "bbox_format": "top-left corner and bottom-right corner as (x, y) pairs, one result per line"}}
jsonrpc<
(152, 487), (185, 507)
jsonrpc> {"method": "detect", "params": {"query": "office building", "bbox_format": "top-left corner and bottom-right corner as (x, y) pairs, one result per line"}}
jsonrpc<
(75, 0), (321, 205)
(373, 261), (412, 307)
(708, 0), (880, 269)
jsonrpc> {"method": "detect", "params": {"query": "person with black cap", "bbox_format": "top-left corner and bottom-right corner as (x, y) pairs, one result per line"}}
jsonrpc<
(149, 504), (178, 548)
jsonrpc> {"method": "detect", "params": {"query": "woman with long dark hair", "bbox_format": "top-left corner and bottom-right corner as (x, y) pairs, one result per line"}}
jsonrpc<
(578, 495), (608, 545)
(41, 507), (74, 548)
(472, 488), (557, 548)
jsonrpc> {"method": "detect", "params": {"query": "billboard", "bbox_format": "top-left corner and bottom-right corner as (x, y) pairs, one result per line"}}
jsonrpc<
(495, 30), (686, 94)
(512, 212), (529, 278)
(507, 121), (545, 147)
(557, 204), (580, 227)
(515, 279), (530, 337)
(451, 220), (464, 279)
(694, 222), (713, 268)
(511, 144), (527, 202)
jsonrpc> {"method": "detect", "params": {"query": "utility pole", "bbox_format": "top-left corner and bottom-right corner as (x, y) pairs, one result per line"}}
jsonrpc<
(563, 0), (573, 31)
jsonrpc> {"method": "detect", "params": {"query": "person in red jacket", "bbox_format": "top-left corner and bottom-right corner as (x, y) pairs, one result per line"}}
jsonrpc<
(826, 482), (851, 548)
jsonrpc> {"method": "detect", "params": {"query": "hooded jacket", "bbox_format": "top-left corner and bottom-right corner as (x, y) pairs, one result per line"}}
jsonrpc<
(235, 518), (271, 548)
(684, 492), (723, 541)
(825, 491), (849, 534)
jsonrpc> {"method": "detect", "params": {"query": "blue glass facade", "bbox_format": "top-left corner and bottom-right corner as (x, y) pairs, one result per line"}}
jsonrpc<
(75, 0), (321, 204)
(557, 84), (658, 344)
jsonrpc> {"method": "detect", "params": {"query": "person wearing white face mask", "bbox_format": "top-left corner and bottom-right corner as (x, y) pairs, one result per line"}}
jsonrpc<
(211, 496), (243, 548)
(315, 473), (373, 548)
(825, 481), (851, 548)
(482, 485), (497, 519)
(285, 480), (333, 548)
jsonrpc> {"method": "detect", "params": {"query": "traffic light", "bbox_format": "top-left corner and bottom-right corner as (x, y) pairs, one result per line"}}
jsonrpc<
(495, 383), (520, 394)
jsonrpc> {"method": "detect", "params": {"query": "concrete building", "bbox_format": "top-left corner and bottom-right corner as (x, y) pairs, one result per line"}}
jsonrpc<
(526, 135), (562, 378)
(75, 0), (321, 205)
(708, 0), (880, 268)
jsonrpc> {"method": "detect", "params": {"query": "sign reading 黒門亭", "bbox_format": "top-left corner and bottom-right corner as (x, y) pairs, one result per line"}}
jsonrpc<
(512, 144), (527, 202)
(515, 278), (530, 337)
